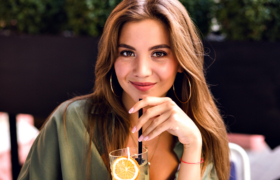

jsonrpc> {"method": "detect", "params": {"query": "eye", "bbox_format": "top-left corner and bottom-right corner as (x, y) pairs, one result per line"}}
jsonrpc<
(120, 51), (135, 57)
(152, 51), (167, 57)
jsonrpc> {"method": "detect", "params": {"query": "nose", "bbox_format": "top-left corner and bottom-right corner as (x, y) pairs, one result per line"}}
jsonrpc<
(133, 55), (152, 78)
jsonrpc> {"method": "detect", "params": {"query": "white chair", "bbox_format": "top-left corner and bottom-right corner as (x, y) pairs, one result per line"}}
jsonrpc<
(229, 142), (251, 180)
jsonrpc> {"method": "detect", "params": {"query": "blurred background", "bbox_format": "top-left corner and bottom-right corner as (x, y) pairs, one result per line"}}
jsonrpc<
(0, 0), (280, 179)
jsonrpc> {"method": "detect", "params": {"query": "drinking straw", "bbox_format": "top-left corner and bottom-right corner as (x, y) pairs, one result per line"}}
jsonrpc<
(127, 147), (130, 160)
(137, 98), (143, 164)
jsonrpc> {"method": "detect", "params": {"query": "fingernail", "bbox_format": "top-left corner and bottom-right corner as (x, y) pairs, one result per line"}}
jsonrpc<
(131, 126), (136, 133)
(128, 107), (134, 114)
(138, 135), (143, 142)
(143, 136), (149, 141)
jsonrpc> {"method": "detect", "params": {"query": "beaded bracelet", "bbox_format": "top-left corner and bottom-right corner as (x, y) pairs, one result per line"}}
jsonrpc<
(180, 158), (204, 164)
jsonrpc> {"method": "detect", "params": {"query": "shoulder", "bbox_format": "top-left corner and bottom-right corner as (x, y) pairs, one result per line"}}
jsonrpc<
(59, 98), (89, 116)
(51, 98), (89, 121)
(18, 99), (109, 179)
(45, 98), (113, 133)
(41, 98), (92, 133)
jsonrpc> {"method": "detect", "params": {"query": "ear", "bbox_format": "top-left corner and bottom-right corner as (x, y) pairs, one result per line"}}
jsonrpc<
(177, 66), (184, 73)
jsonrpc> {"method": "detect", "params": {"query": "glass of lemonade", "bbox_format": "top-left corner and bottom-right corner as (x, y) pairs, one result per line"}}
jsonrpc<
(109, 147), (149, 180)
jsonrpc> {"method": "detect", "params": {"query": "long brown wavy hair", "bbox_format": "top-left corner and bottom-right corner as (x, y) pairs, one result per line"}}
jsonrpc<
(62, 0), (230, 179)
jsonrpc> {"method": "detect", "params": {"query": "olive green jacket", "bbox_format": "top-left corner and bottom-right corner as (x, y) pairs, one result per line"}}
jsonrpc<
(18, 99), (218, 180)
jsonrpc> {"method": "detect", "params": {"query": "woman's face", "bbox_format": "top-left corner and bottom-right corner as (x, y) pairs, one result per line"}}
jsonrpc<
(114, 19), (182, 106)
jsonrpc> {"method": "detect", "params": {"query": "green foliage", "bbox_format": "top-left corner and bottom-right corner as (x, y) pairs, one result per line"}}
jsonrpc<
(0, 0), (215, 37)
(63, 0), (214, 37)
(180, 0), (215, 37)
(1, 0), (279, 40)
(216, 0), (280, 41)
(0, 0), (66, 34)
(64, 0), (122, 36)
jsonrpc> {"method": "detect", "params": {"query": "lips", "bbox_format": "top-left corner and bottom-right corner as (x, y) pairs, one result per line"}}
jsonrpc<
(130, 81), (156, 91)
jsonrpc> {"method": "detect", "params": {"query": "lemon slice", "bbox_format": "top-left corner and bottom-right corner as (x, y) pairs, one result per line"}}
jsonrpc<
(112, 156), (140, 180)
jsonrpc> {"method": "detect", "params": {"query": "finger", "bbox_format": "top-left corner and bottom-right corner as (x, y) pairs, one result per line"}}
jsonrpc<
(142, 120), (170, 141)
(128, 96), (172, 114)
(133, 101), (171, 133)
(141, 109), (172, 139)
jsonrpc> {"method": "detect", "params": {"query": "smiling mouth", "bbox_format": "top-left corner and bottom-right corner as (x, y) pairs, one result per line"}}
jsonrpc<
(130, 81), (156, 91)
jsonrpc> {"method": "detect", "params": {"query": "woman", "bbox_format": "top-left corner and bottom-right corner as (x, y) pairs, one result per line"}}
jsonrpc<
(18, 0), (230, 179)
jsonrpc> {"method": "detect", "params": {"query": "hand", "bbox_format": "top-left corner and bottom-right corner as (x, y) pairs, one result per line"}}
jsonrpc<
(129, 96), (202, 148)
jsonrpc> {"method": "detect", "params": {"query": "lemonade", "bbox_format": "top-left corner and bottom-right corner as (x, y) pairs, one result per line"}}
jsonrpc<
(137, 160), (149, 180)
(111, 158), (149, 180)
(109, 147), (149, 180)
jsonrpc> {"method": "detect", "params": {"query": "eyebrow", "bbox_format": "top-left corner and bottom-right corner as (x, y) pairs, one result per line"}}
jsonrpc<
(118, 44), (171, 51)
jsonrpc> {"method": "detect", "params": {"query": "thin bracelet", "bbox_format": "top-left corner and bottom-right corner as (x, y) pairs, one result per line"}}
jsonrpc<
(180, 158), (204, 164)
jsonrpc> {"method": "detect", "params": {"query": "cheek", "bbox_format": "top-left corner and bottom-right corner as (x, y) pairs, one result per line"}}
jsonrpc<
(114, 60), (128, 83)
(157, 60), (178, 82)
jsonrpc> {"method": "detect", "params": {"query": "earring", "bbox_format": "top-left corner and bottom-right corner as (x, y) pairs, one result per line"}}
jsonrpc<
(110, 72), (120, 97)
(173, 72), (191, 104)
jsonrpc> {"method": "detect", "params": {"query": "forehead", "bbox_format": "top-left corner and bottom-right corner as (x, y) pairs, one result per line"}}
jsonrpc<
(118, 19), (170, 46)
